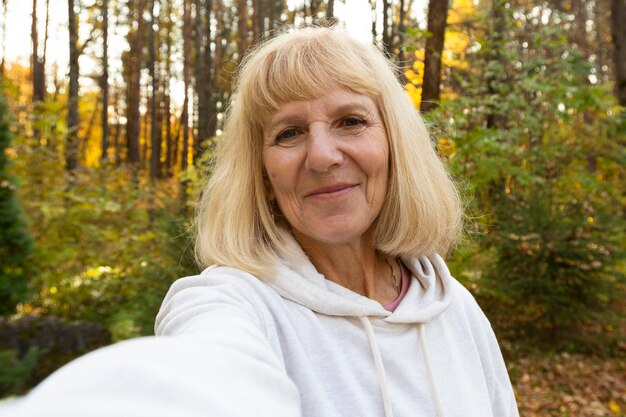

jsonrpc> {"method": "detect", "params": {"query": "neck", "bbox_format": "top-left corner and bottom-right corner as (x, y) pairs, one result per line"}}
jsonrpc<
(293, 230), (400, 306)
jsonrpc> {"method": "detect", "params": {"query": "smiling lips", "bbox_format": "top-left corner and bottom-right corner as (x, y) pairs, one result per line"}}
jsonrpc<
(306, 184), (358, 199)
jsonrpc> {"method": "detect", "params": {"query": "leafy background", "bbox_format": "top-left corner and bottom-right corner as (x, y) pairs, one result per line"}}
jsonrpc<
(0, 0), (624, 415)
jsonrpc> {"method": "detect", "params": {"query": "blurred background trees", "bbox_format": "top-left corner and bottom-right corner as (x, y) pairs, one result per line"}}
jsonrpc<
(0, 0), (624, 411)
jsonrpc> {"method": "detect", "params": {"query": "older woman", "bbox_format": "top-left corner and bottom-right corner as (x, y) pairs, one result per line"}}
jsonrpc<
(0, 27), (518, 417)
(158, 26), (518, 416)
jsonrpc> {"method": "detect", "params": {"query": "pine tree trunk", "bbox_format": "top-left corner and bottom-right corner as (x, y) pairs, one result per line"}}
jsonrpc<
(612, 0), (626, 106)
(125, 0), (144, 165)
(237, 0), (248, 59)
(420, 0), (449, 113)
(164, 0), (173, 177)
(327, 0), (335, 20)
(31, 0), (45, 103)
(1, 0), (7, 75)
(255, 0), (264, 41)
(66, 0), (79, 171)
(382, 0), (391, 56)
(182, 0), (191, 173)
(101, 0), (109, 162)
(194, 0), (213, 161)
(149, 0), (161, 181)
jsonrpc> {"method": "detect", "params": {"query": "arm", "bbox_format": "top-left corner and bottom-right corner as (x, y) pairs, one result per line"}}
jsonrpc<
(453, 281), (520, 417)
(1, 270), (301, 417)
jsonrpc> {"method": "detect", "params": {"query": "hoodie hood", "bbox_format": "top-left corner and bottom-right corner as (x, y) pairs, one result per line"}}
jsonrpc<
(260, 233), (454, 324)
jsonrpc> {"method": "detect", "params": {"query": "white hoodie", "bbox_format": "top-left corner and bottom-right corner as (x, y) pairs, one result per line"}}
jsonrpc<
(0, 236), (519, 417)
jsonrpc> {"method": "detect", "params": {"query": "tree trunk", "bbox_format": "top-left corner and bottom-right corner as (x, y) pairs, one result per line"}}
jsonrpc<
(31, 0), (45, 102)
(382, 0), (391, 56)
(149, 0), (160, 181)
(31, 0), (37, 95)
(43, 0), (49, 69)
(255, 0), (264, 42)
(420, 0), (450, 113)
(194, 0), (213, 162)
(237, 0), (248, 59)
(125, 0), (144, 165)
(182, 0), (191, 174)
(100, 0), (109, 162)
(612, 0), (626, 106)
(66, 0), (79, 171)
(1, 0), (7, 75)
(326, 0), (334, 19)
(164, 0), (173, 176)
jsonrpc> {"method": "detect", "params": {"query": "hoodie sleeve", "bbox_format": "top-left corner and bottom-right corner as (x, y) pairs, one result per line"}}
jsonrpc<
(0, 270), (302, 417)
(453, 282), (520, 417)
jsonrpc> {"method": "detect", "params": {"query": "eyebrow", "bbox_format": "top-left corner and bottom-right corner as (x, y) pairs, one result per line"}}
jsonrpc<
(269, 101), (377, 129)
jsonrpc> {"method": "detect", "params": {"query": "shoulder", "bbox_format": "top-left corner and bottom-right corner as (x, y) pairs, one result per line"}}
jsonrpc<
(446, 276), (495, 330)
(155, 265), (282, 337)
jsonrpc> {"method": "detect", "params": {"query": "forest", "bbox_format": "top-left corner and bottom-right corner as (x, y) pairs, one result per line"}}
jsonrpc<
(0, 0), (625, 415)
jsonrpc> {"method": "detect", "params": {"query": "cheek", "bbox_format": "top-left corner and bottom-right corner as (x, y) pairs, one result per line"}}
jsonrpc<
(263, 154), (293, 198)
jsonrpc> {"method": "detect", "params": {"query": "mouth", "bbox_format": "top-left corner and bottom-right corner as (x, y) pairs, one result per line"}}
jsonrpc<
(306, 183), (357, 199)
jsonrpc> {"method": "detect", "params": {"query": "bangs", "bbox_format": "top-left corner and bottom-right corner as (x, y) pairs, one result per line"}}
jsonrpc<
(239, 29), (382, 129)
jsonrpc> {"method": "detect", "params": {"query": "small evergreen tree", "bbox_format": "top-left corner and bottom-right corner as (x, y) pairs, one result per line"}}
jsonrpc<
(0, 90), (33, 315)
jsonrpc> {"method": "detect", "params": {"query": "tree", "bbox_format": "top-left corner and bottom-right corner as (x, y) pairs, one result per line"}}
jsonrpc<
(0, 0), (7, 75)
(148, 0), (160, 180)
(194, 0), (214, 161)
(124, 0), (145, 165)
(435, 2), (626, 347)
(0, 92), (33, 315)
(237, 0), (249, 59)
(162, 0), (174, 177)
(420, 0), (450, 113)
(66, 0), (79, 172)
(326, 0), (335, 20)
(31, 0), (46, 103)
(612, 0), (626, 106)
(100, 0), (109, 162)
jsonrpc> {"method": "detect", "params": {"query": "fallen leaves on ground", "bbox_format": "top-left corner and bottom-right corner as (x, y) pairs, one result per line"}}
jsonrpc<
(510, 352), (626, 417)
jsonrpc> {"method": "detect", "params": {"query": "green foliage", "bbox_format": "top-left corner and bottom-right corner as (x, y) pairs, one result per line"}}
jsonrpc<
(0, 88), (33, 315)
(0, 347), (39, 397)
(437, 11), (626, 348)
(25, 169), (198, 341)
(5, 91), (199, 342)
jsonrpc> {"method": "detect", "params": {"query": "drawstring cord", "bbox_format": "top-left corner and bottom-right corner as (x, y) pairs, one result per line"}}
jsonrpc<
(418, 324), (445, 417)
(359, 316), (394, 417)
(360, 318), (446, 417)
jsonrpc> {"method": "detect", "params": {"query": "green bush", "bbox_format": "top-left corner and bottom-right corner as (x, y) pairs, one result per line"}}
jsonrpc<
(0, 347), (39, 397)
(438, 12), (626, 349)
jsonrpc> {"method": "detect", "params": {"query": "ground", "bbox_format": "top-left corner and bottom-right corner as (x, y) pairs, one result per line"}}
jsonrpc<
(511, 353), (626, 417)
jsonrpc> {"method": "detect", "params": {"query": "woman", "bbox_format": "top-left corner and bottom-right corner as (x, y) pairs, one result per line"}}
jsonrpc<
(0, 26), (518, 417)
(158, 26), (519, 416)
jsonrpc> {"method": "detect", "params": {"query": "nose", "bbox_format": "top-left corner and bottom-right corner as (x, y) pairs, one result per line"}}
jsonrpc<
(304, 123), (343, 173)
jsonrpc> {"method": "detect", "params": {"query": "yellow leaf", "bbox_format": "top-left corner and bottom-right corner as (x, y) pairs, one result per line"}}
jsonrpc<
(609, 401), (620, 413)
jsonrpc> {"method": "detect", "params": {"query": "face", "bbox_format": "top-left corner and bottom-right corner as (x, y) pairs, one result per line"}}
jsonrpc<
(262, 89), (389, 250)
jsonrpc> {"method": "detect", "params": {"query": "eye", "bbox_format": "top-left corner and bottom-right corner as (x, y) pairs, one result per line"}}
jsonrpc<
(340, 116), (366, 128)
(276, 128), (301, 142)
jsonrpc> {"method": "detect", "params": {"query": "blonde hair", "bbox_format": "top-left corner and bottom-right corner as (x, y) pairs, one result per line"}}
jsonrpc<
(195, 26), (463, 275)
